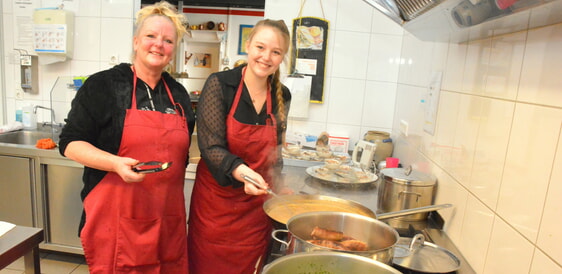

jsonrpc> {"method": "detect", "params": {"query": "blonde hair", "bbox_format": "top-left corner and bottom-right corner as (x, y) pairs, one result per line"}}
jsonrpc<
(246, 19), (291, 132)
(132, 1), (187, 60)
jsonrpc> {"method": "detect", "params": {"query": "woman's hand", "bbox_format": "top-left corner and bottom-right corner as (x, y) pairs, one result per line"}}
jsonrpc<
(114, 157), (146, 183)
(234, 165), (270, 196)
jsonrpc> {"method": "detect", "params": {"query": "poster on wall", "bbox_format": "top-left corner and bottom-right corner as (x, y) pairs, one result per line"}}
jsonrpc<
(290, 17), (329, 103)
(238, 24), (253, 55)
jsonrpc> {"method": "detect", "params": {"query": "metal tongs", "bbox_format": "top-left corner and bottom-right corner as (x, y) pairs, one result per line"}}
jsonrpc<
(132, 161), (172, 174)
(241, 174), (277, 197)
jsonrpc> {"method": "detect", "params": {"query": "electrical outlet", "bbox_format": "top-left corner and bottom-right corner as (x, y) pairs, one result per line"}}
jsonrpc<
(109, 54), (119, 65)
(15, 89), (24, 99)
(400, 120), (409, 136)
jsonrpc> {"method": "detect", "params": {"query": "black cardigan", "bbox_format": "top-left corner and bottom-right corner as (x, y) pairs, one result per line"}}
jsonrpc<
(59, 63), (196, 201)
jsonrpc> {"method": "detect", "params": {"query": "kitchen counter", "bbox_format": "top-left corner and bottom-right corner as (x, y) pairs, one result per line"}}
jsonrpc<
(279, 163), (476, 274)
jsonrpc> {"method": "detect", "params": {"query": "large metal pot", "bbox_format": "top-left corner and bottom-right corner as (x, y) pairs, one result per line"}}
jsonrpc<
(263, 194), (451, 227)
(377, 167), (437, 221)
(262, 251), (401, 274)
(272, 211), (400, 264)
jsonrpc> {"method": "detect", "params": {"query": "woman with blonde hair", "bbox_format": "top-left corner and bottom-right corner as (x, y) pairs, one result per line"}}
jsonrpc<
(188, 19), (292, 273)
(58, 1), (194, 273)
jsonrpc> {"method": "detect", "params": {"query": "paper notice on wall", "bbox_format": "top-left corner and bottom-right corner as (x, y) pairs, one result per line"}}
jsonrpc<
(283, 75), (312, 119)
(294, 58), (317, 75)
(13, 0), (40, 54)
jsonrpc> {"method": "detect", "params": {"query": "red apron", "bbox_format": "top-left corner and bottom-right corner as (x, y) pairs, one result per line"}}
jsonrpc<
(80, 69), (190, 274)
(188, 69), (278, 274)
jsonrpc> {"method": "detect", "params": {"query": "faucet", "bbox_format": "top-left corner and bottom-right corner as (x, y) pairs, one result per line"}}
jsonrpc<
(33, 105), (62, 130)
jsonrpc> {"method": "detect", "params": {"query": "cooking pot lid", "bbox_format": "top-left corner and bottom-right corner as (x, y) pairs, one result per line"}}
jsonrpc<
(393, 234), (460, 273)
(381, 167), (436, 186)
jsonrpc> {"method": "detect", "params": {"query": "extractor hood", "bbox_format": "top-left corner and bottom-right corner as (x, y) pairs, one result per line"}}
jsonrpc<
(364, 0), (562, 42)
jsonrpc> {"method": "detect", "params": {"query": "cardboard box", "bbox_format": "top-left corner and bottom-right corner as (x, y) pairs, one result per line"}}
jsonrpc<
(328, 136), (350, 153)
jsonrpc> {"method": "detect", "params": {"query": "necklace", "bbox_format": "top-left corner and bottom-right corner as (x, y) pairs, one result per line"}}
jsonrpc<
(143, 83), (156, 111)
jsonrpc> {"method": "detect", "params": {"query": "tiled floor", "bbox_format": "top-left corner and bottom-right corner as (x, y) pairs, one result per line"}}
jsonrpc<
(0, 252), (88, 274)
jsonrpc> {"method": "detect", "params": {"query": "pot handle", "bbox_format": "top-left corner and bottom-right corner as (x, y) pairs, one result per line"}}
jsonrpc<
(271, 229), (289, 247)
(376, 203), (453, 220)
(408, 233), (425, 251)
(398, 191), (422, 203)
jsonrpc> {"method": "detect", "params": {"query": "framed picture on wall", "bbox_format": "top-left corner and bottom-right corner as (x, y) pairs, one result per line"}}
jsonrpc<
(238, 24), (254, 55)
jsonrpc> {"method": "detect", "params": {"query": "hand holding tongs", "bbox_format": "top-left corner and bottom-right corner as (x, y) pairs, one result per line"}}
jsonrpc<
(132, 161), (172, 174)
(241, 174), (277, 196)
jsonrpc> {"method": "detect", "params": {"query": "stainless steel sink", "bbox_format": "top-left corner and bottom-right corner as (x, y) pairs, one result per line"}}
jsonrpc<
(0, 130), (58, 145)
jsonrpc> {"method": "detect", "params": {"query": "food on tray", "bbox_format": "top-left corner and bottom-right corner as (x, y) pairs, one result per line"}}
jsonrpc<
(307, 165), (377, 184)
(307, 226), (368, 251)
(324, 158), (341, 170)
(282, 148), (349, 163)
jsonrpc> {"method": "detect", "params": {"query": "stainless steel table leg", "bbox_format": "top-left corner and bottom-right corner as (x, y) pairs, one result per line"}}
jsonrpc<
(23, 246), (41, 274)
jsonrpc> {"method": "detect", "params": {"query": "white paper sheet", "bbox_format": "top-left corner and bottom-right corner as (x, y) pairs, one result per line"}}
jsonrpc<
(283, 75), (312, 119)
(0, 221), (16, 237)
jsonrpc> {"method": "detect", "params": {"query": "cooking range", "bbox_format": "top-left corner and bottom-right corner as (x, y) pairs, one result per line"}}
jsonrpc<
(264, 165), (475, 273)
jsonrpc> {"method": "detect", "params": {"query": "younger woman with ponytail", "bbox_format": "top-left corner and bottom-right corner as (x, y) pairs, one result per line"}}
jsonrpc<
(187, 19), (291, 273)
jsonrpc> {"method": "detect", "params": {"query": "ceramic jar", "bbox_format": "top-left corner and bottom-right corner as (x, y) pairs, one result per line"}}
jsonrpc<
(364, 131), (393, 165)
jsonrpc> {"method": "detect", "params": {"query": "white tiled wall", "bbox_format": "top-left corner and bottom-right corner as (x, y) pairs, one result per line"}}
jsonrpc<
(269, 0), (562, 273)
(1, 0), (137, 124)
(266, 0), (403, 144)
(392, 18), (562, 274)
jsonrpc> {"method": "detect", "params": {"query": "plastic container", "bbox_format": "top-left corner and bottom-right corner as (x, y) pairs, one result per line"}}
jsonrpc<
(16, 108), (23, 122)
(22, 105), (37, 129)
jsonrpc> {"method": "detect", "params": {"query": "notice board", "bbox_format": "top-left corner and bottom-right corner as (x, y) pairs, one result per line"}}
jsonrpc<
(290, 17), (329, 103)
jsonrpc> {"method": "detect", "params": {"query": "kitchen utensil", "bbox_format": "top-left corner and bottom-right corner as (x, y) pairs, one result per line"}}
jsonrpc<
(377, 167), (438, 221)
(241, 174), (277, 196)
(271, 211), (400, 264)
(393, 233), (461, 273)
(132, 161), (172, 174)
(262, 251), (402, 274)
(263, 194), (452, 225)
(351, 140), (377, 170)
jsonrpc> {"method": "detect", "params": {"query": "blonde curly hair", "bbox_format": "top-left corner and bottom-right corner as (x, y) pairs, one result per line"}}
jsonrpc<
(132, 1), (187, 60)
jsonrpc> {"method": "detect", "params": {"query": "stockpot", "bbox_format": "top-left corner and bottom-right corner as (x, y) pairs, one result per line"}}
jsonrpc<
(377, 167), (437, 221)
(262, 251), (401, 274)
(271, 211), (400, 264)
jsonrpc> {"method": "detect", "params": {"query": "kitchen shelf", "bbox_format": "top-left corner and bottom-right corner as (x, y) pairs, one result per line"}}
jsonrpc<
(185, 30), (226, 43)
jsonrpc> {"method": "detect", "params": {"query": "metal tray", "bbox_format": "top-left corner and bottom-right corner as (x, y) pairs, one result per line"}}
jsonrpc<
(305, 165), (378, 186)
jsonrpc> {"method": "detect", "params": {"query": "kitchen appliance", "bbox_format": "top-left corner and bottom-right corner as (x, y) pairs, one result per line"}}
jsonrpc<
(377, 167), (437, 221)
(362, 0), (562, 43)
(351, 140), (377, 171)
(363, 131), (393, 166)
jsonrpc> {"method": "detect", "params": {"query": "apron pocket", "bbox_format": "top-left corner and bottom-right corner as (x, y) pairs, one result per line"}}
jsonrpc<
(159, 215), (186, 262)
(116, 217), (160, 268)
